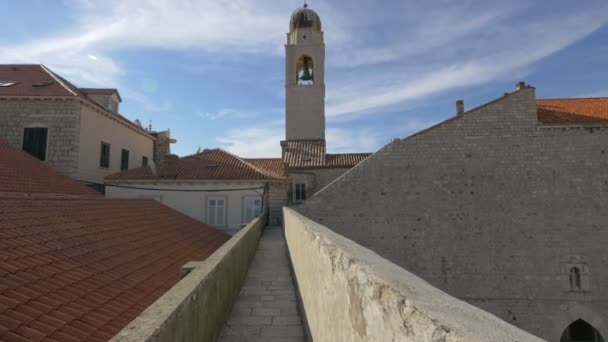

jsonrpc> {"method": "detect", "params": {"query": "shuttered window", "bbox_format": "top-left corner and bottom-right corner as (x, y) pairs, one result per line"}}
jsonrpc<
(22, 127), (48, 161)
(100, 142), (110, 168)
(295, 183), (306, 201)
(121, 149), (130, 171)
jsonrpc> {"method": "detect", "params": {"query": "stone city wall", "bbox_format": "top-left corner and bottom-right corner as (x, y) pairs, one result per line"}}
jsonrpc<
(284, 208), (544, 342)
(296, 87), (608, 340)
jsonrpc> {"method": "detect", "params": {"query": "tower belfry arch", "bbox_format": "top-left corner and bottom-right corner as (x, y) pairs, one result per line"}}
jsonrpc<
(285, 2), (326, 141)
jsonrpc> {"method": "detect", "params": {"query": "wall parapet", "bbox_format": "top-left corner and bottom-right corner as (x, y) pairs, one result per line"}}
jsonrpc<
(283, 208), (545, 342)
(111, 215), (266, 342)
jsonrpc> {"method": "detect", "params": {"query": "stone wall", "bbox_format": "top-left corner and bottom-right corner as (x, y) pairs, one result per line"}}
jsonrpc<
(284, 208), (544, 342)
(111, 215), (266, 342)
(296, 87), (608, 340)
(0, 98), (81, 177)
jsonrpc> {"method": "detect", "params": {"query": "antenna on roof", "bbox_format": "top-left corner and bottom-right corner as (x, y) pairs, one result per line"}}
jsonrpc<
(148, 120), (153, 132)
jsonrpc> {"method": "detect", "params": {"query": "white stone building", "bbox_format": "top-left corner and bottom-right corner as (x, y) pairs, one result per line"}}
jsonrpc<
(0, 64), (174, 191)
(106, 149), (289, 234)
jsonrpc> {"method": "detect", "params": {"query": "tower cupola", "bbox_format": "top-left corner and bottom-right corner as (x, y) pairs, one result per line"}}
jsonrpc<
(290, 4), (322, 31)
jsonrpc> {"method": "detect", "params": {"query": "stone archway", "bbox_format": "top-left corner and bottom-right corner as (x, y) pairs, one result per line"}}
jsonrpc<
(561, 319), (605, 342)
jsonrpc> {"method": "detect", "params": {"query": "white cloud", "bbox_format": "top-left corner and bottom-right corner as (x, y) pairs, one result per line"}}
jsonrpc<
(578, 90), (608, 98)
(200, 108), (254, 121)
(218, 121), (284, 158)
(326, 7), (608, 119)
(0, 0), (606, 125)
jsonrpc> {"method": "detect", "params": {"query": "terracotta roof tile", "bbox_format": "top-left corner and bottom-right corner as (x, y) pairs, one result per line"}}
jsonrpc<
(0, 140), (97, 197)
(244, 158), (288, 179)
(107, 148), (288, 181)
(537, 98), (608, 124)
(282, 140), (326, 168)
(282, 140), (371, 169)
(0, 65), (74, 97)
(0, 198), (230, 341)
(326, 153), (372, 167)
(0, 140), (231, 341)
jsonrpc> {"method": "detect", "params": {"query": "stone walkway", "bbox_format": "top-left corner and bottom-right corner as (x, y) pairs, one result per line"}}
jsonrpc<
(219, 226), (305, 342)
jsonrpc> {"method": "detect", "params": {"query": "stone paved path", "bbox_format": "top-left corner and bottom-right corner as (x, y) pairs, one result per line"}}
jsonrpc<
(219, 226), (305, 342)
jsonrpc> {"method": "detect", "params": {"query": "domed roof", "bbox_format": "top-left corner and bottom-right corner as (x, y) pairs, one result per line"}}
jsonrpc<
(290, 4), (322, 31)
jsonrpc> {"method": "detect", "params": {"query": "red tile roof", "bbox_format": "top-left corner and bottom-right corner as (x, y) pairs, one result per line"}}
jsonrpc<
(0, 140), (97, 197)
(106, 149), (289, 181)
(0, 198), (229, 342)
(282, 140), (371, 169)
(0, 65), (152, 138)
(0, 65), (76, 97)
(0, 139), (231, 341)
(244, 158), (288, 180)
(537, 98), (608, 124)
(282, 140), (326, 168)
(326, 153), (371, 167)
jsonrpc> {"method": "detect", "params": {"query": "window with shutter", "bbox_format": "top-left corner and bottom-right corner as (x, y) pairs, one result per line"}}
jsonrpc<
(100, 142), (110, 168)
(121, 149), (130, 171)
(22, 127), (48, 161)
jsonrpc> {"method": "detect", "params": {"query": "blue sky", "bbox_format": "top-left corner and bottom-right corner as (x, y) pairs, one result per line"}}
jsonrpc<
(2, 0), (608, 157)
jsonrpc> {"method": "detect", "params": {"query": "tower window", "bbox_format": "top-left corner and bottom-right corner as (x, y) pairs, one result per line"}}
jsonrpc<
(296, 55), (314, 85)
(569, 267), (582, 291)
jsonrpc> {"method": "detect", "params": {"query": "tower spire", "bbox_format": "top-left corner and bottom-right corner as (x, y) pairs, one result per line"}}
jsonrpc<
(304, 1), (308, 8)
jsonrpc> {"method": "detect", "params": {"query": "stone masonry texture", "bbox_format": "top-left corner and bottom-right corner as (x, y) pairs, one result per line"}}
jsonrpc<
(0, 98), (81, 177)
(297, 87), (608, 341)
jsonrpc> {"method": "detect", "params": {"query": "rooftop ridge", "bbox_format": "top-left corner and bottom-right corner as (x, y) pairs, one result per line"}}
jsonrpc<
(216, 148), (281, 180)
(40, 64), (78, 96)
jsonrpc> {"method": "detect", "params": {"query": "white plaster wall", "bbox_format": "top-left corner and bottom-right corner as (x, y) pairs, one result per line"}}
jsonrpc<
(76, 105), (154, 184)
(105, 181), (267, 233)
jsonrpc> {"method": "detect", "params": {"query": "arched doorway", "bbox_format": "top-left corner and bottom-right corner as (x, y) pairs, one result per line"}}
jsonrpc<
(561, 319), (605, 342)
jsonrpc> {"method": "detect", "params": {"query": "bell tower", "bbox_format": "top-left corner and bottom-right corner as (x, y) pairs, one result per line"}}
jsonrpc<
(285, 3), (325, 141)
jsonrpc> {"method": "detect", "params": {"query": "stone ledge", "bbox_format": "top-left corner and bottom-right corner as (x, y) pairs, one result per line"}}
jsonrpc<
(284, 207), (545, 342)
(111, 216), (266, 342)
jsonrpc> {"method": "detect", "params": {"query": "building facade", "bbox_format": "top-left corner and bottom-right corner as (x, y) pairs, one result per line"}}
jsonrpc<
(106, 149), (289, 234)
(296, 84), (608, 341)
(0, 65), (174, 190)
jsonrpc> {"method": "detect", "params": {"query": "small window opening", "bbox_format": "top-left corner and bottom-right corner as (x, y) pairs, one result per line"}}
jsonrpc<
(207, 163), (219, 169)
(295, 183), (307, 201)
(100, 142), (110, 168)
(22, 127), (48, 161)
(569, 267), (582, 291)
(142, 156), (149, 167)
(0, 81), (18, 87)
(32, 81), (54, 88)
(296, 56), (314, 85)
(121, 149), (130, 171)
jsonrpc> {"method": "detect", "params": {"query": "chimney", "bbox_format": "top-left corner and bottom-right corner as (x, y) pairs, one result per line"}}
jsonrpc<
(516, 81), (526, 91)
(158, 154), (179, 179)
(456, 100), (465, 116)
